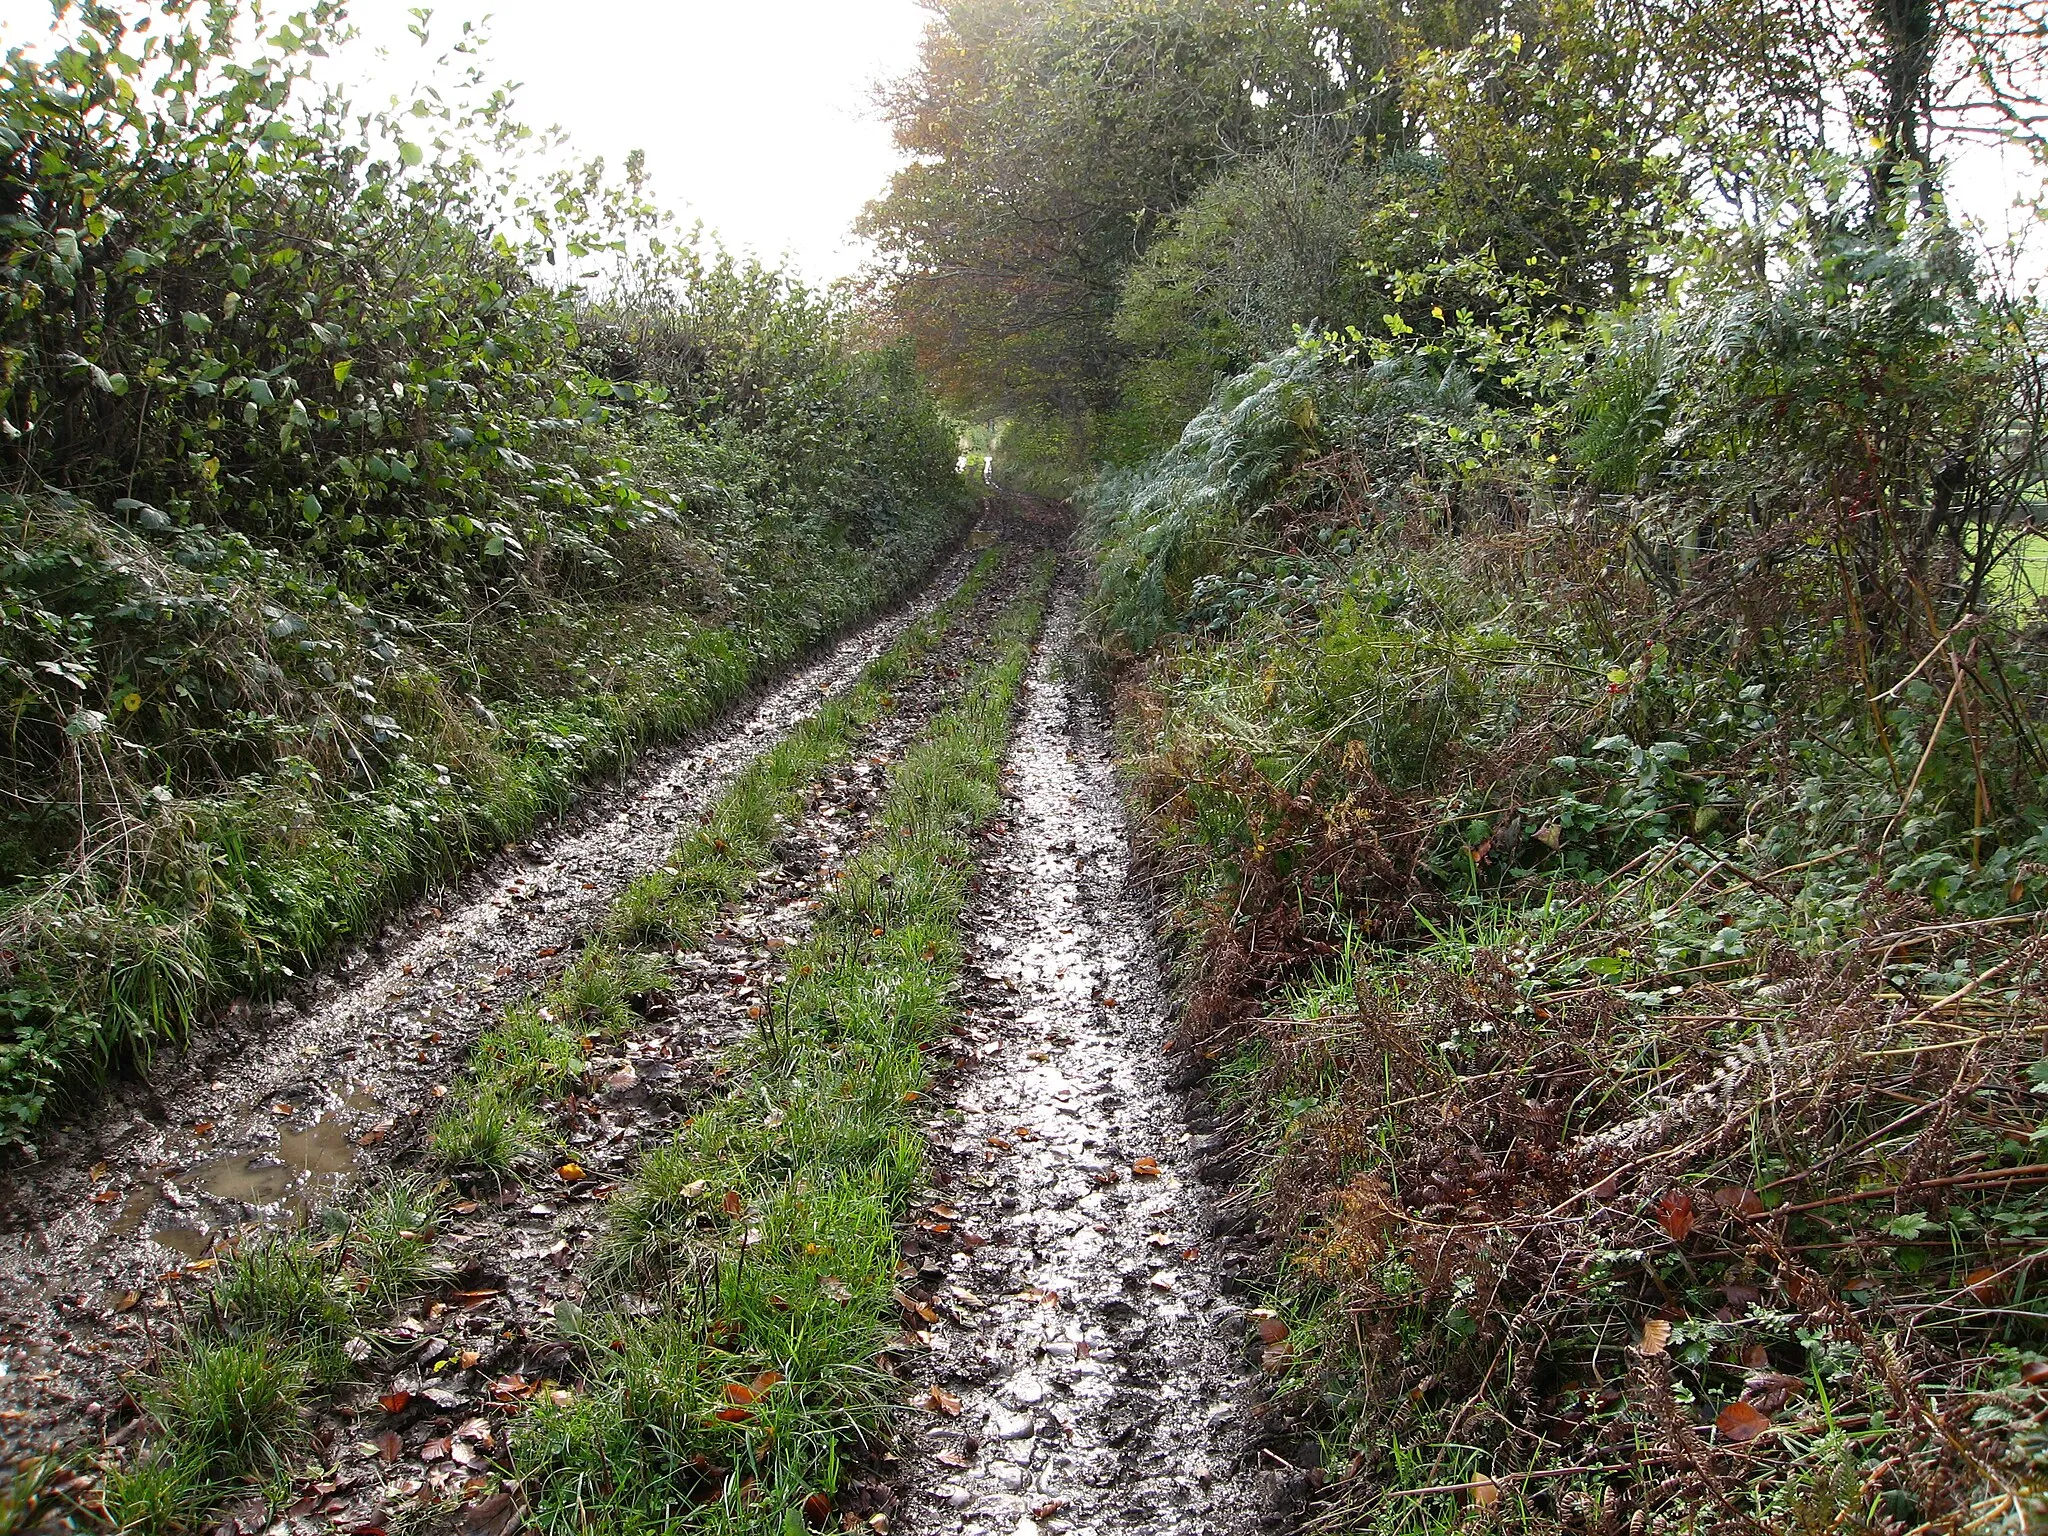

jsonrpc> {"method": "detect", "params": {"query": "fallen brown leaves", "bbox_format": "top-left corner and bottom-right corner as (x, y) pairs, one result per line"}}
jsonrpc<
(723, 1370), (783, 1406)
(1157, 835), (2048, 1532)
(1714, 1401), (1771, 1443)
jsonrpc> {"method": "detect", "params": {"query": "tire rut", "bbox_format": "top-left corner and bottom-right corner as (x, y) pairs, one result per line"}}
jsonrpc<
(290, 567), (1040, 1534)
(0, 539), (994, 1460)
(897, 579), (1265, 1536)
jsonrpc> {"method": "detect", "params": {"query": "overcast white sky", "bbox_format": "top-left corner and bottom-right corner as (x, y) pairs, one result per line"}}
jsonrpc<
(2, 0), (2042, 287)
(0, 0), (933, 283)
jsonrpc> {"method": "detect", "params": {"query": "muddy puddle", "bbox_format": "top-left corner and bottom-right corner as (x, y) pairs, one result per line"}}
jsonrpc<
(898, 583), (1265, 1536)
(105, 1114), (368, 1264)
(0, 542), (989, 1454)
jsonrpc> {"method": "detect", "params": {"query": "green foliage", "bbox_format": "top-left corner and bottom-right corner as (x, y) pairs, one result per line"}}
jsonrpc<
(1348, 4), (1684, 354)
(1569, 211), (2040, 601)
(427, 1085), (545, 1178)
(521, 1236), (897, 1532)
(556, 945), (669, 1034)
(429, 976), (592, 1177)
(1115, 130), (1398, 401)
(344, 1176), (441, 1312)
(1090, 344), (1484, 649)
(586, 260), (964, 542)
(987, 408), (1091, 497)
(869, 0), (1823, 435)
(863, 0), (1398, 414)
(1087, 131), (2048, 1533)
(198, 1233), (356, 1384)
(427, 548), (1015, 1196)
(1095, 207), (2048, 917)
(468, 1006), (588, 1101)
(0, 2), (969, 1147)
(135, 1339), (305, 1488)
(877, 0), (2031, 467)
(0, 498), (957, 1148)
(103, 1178), (443, 1532)
(3, 2), (642, 601)
(100, 1446), (214, 1536)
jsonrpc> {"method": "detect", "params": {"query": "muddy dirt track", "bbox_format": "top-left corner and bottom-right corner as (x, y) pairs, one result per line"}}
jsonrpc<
(0, 497), (1272, 1535)
(897, 584), (1261, 1536)
(0, 536), (977, 1451)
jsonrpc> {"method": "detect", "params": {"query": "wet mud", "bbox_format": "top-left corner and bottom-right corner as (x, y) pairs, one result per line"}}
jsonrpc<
(0, 542), (992, 1455)
(1, 504), (1275, 1536)
(897, 583), (1264, 1536)
(261, 612), (1021, 1535)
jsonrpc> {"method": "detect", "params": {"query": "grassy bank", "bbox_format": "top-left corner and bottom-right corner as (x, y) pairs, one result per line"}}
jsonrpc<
(1, 2), (971, 1151)
(1089, 276), (2048, 1528)
(511, 559), (1054, 1533)
(2, 496), (963, 1152)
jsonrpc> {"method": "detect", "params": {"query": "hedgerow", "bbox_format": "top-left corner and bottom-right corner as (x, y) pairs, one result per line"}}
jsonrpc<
(1089, 205), (2048, 1529)
(0, 2), (969, 1146)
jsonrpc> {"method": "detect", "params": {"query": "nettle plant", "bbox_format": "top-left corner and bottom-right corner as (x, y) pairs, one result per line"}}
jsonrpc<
(1, 0), (662, 604)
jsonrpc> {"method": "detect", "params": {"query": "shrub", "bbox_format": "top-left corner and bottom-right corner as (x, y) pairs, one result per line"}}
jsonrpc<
(1088, 184), (2048, 1531)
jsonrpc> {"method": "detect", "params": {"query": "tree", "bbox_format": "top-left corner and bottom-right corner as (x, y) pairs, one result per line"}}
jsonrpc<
(1116, 122), (1389, 377)
(861, 0), (1393, 427)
